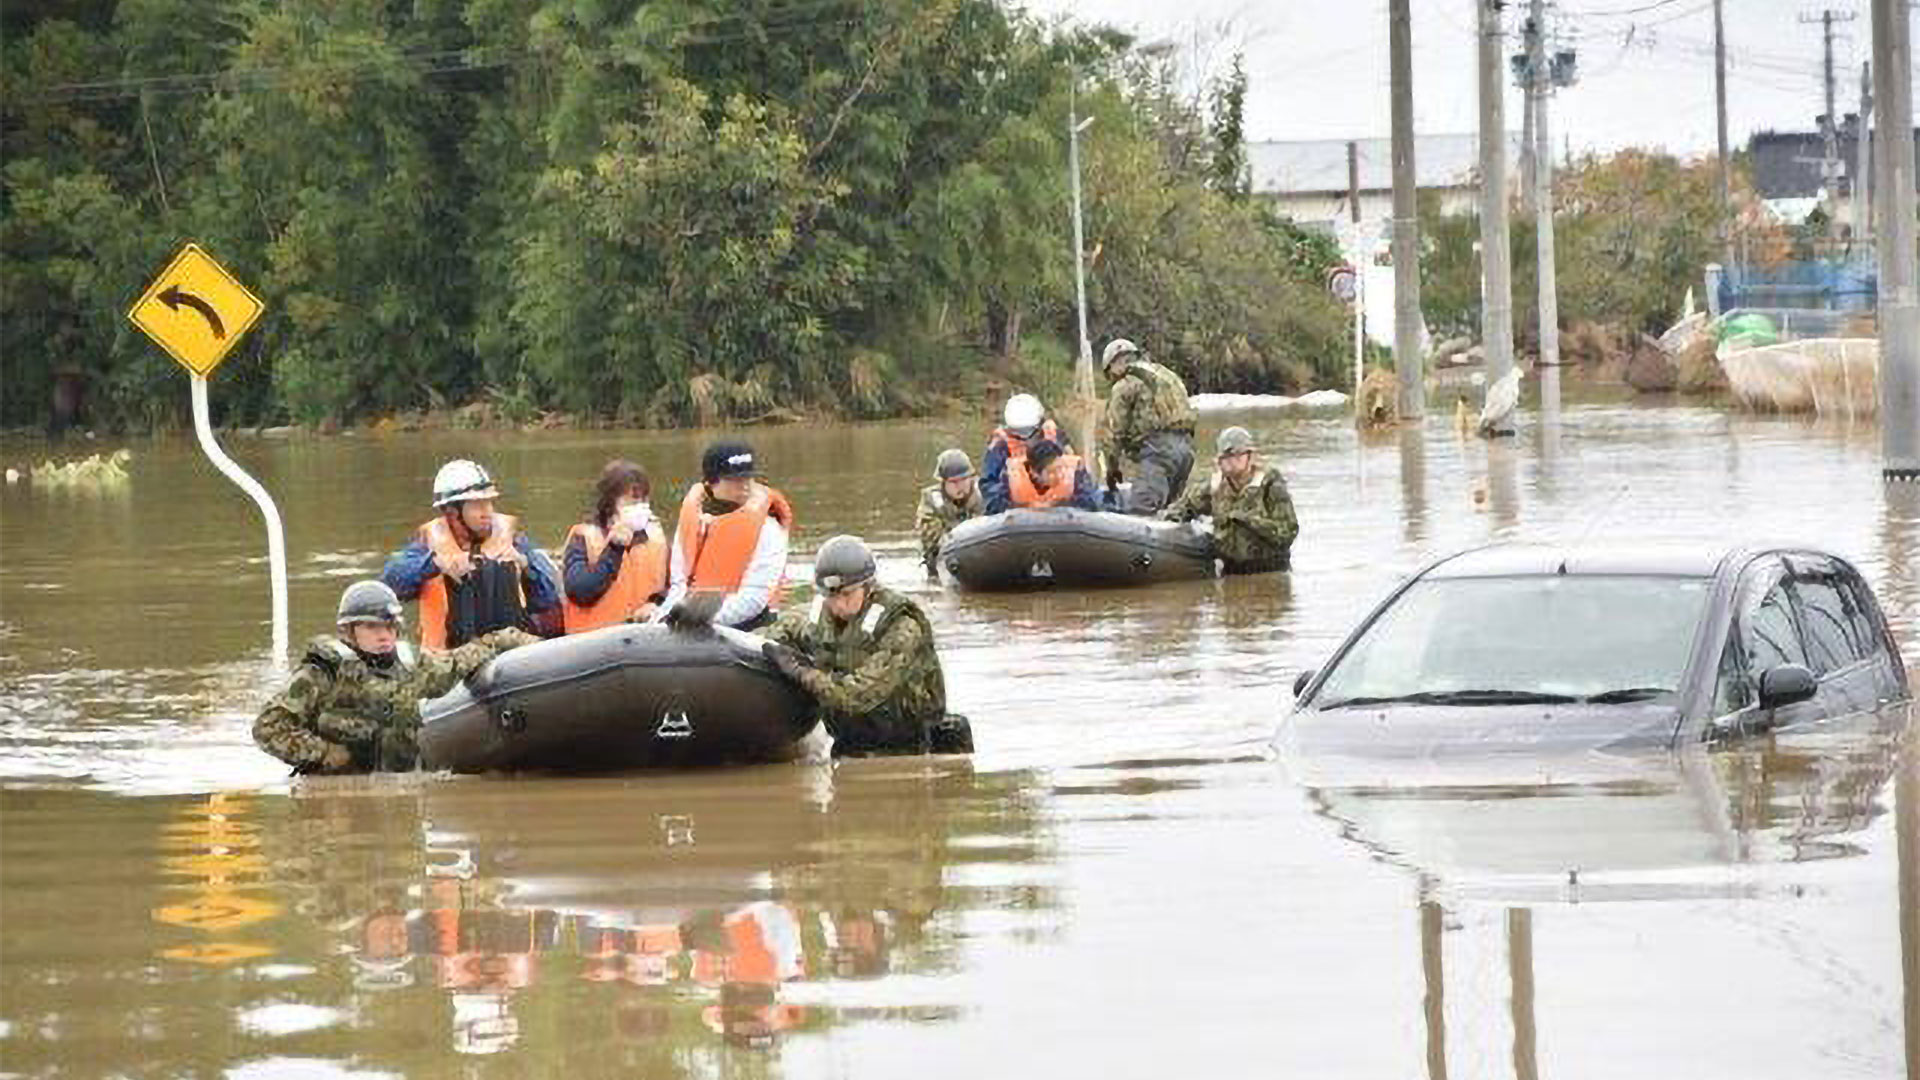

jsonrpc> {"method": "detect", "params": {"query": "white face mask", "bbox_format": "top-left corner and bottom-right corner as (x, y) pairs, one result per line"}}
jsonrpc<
(620, 502), (653, 532)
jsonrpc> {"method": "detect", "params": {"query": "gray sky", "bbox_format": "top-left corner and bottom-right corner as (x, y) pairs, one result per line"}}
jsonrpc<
(1017, 0), (1912, 156)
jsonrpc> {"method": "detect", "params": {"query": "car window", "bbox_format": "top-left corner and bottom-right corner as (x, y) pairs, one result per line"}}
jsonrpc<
(1840, 573), (1888, 661)
(1794, 575), (1866, 675)
(1713, 636), (1752, 714)
(1311, 574), (1711, 704)
(1744, 580), (1807, 672)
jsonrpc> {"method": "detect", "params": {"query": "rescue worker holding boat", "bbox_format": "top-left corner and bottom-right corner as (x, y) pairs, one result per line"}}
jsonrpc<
(382, 459), (561, 652)
(253, 580), (538, 774)
(654, 441), (794, 631)
(915, 448), (983, 575)
(1163, 426), (1298, 573)
(762, 535), (972, 756)
(1100, 338), (1196, 515)
(562, 459), (669, 631)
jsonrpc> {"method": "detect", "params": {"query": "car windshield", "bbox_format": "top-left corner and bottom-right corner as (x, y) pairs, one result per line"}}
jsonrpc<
(1313, 574), (1712, 707)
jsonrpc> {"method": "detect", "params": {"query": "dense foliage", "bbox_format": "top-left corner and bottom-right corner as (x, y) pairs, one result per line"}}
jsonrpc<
(1422, 151), (1759, 342)
(2, 0), (1350, 430)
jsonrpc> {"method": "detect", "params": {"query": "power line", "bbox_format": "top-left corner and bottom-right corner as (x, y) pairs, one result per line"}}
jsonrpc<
(10, 0), (868, 107)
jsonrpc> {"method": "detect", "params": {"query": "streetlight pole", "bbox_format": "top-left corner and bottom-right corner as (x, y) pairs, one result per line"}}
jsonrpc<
(1068, 81), (1099, 462)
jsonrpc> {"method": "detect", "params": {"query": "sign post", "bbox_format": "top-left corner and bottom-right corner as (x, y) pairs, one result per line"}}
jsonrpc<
(128, 244), (285, 667)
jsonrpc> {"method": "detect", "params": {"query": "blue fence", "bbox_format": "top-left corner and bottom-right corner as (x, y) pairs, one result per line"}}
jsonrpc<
(1716, 256), (1878, 314)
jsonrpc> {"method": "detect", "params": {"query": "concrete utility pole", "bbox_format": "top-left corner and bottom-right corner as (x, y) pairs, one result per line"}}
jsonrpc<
(1856, 60), (1873, 239)
(1478, 0), (1515, 432)
(1527, 0), (1559, 370)
(1389, 0), (1426, 418)
(1715, 0), (1733, 266)
(1519, 61), (1537, 219)
(1068, 81), (1098, 461)
(1803, 8), (1858, 240)
(1872, 0), (1919, 477)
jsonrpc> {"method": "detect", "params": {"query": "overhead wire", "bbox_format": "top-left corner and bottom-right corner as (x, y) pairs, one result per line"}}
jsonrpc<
(10, 0), (870, 107)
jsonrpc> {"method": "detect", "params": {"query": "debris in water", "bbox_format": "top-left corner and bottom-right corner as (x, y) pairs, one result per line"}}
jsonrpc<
(26, 450), (132, 490)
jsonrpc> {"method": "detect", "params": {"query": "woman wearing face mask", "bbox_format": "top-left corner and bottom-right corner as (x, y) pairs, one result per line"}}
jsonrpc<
(561, 459), (670, 632)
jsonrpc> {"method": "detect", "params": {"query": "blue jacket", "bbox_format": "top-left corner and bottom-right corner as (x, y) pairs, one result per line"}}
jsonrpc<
(982, 431), (1088, 514)
(981, 435), (1100, 513)
(562, 529), (667, 606)
(381, 531), (561, 614)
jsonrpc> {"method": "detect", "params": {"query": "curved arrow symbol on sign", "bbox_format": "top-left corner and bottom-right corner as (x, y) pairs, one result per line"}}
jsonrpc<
(159, 285), (226, 339)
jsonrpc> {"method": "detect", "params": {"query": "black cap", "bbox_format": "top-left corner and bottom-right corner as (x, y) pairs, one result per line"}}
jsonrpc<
(701, 441), (761, 482)
(1026, 439), (1064, 470)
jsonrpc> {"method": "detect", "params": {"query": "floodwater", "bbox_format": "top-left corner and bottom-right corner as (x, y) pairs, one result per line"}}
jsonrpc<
(2, 391), (1917, 1078)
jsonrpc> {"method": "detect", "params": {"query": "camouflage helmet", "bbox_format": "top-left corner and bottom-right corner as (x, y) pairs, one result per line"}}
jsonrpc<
(1101, 337), (1141, 373)
(337, 580), (404, 626)
(1215, 426), (1256, 457)
(813, 535), (877, 594)
(934, 448), (974, 481)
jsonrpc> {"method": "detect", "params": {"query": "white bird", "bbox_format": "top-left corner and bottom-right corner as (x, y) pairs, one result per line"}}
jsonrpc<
(1477, 367), (1523, 437)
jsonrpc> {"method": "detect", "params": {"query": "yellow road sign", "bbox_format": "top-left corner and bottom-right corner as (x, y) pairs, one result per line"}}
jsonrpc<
(128, 243), (265, 377)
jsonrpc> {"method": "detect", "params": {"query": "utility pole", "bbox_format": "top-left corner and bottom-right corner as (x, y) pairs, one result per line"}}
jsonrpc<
(1519, 61), (1536, 219)
(1802, 8), (1857, 241)
(1389, 0), (1425, 418)
(1527, 0), (1559, 370)
(1714, 0), (1733, 266)
(1068, 81), (1098, 461)
(1478, 0), (1515, 432)
(1856, 60), (1872, 240)
(1873, 0), (1919, 477)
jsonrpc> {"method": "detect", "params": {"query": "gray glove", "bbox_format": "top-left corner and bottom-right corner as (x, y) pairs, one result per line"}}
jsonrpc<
(762, 641), (812, 681)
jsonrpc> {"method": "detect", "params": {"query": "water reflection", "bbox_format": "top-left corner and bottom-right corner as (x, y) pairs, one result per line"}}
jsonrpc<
(1296, 706), (1911, 1079)
(283, 764), (1045, 1070)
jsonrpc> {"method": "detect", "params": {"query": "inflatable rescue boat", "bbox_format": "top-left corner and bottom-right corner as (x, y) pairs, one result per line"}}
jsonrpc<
(937, 507), (1216, 590)
(418, 623), (814, 774)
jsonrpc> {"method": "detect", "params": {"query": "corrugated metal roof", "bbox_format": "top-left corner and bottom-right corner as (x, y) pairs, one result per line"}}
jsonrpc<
(1247, 133), (1526, 195)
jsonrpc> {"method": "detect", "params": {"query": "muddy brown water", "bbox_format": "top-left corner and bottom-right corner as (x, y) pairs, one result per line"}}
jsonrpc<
(2, 397), (1916, 1078)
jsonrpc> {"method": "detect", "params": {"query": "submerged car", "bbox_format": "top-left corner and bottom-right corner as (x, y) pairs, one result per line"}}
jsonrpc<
(1280, 543), (1909, 761)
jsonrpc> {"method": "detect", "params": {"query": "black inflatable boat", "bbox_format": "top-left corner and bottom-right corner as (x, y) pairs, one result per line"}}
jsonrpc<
(418, 624), (815, 774)
(937, 508), (1217, 590)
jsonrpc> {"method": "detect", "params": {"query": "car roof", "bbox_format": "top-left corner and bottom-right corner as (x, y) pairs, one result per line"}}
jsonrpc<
(1420, 542), (1758, 580)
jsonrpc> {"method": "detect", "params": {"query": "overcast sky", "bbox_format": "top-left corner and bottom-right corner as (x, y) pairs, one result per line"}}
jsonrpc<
(1016, 0), (1914, 156)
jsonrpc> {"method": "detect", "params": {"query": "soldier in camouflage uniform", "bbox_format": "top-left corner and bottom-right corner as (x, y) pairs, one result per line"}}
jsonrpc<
(1164, 426), (1298, 574)
(762, 536), (971, 756)
(1100, 338), (1197, 515)
(915, 448), (984, 576)
(254, 580), (539, 774)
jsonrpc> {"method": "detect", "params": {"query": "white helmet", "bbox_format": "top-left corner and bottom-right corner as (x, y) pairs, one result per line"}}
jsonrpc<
(1002, 393), (1044, 437)
(432, 459), (500, 508)
(1101, 338), (1140, 369)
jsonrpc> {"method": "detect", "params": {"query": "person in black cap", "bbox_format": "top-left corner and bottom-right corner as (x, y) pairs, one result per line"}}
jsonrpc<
(654, 441), (795, 630)
(1019, 438), (1100, 510)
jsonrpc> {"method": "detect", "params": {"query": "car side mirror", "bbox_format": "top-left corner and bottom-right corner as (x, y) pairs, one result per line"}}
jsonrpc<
(1757, 664), (1817, 710)
(1292, 670), (1315, 698)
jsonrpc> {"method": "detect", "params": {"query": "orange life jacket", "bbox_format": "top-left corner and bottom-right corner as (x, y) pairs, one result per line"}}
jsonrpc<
(989, 419), (1060, 465)
(561, 521), (669, 633)
(417, 513), (525, 652)
(1008, 452), (1083, 508)
(674, 481), (794, 600)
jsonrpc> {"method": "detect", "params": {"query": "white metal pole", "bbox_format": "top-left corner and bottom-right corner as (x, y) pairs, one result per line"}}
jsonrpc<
(190, 374), (288, 668)
(1354, 261), (1367, 405)
(1068, 84), (1098, 462)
